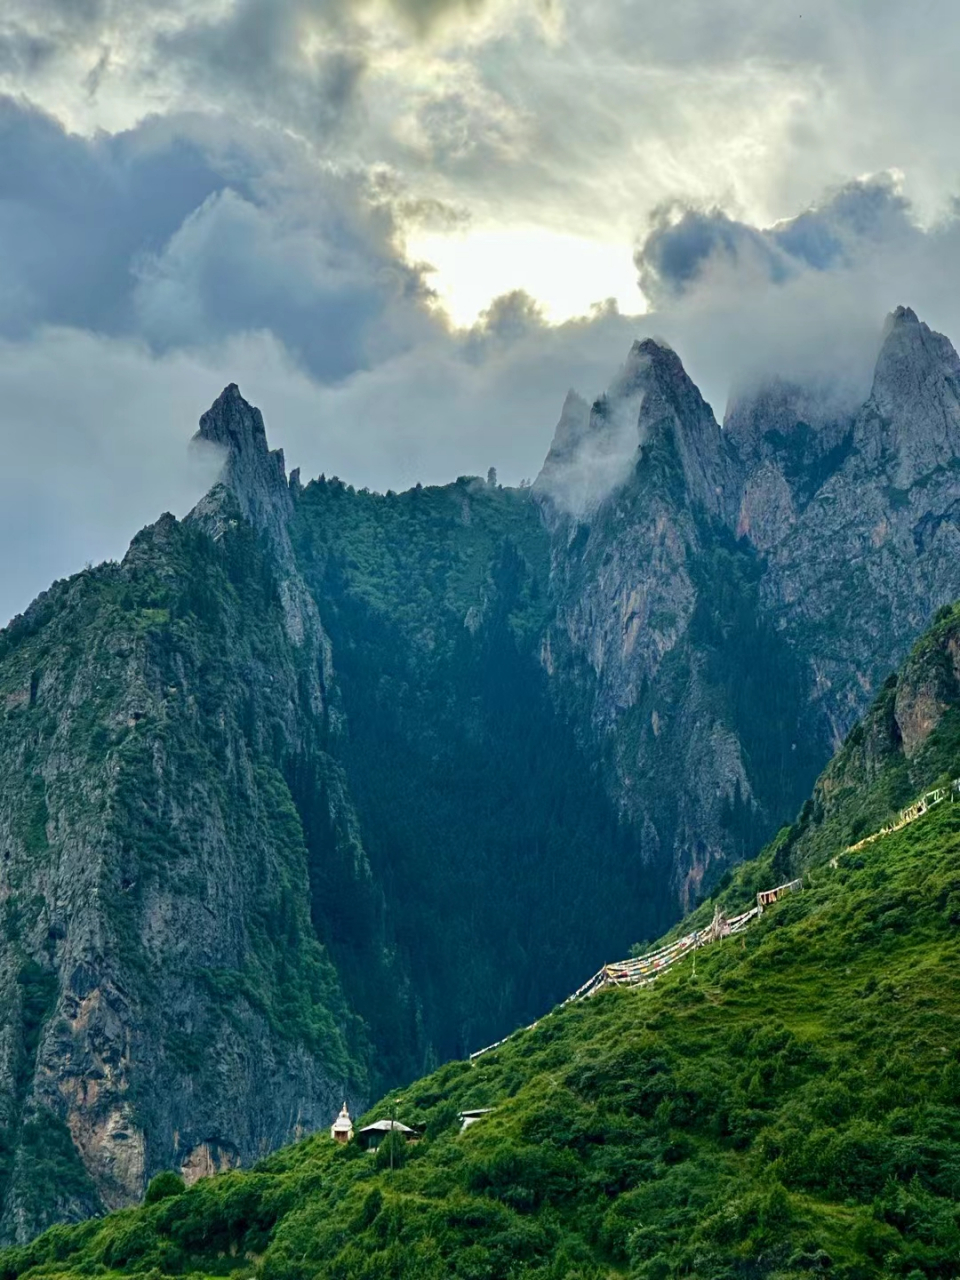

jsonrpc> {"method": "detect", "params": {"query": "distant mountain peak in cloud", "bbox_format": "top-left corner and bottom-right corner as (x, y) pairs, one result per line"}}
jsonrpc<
(537, 332), (732, 519)
(534, 302), (960, 530)
(864, 305), (960, 489)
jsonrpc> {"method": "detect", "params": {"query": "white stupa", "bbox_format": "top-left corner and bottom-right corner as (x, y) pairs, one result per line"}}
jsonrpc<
(330, 1103), (353, 1144)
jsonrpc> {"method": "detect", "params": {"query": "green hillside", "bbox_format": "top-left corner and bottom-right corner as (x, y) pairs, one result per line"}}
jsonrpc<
(4, 736), (960, 1278)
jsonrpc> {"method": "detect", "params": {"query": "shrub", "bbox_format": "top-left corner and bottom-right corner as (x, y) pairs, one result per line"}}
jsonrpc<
(143, 1170), (185, 1205)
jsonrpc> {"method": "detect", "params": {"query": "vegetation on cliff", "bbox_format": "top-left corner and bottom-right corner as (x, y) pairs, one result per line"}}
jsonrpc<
(6, 607), (960, 1278)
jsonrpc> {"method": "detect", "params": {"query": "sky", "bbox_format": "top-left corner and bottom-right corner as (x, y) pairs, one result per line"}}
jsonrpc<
(6, 0), (960, 621)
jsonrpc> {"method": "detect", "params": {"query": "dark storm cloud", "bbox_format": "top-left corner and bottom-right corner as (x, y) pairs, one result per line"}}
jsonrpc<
(0, 98), (230, 334)
(133, 185), (435, 380)
(639, 209), (784, 299)
(637, 175), (915, 305)
(0, 96), (438, 381)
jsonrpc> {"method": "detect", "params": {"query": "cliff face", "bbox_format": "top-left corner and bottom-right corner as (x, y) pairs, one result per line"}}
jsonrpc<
(535, 309), (960, 901)
(0, 474), (371, 1240)
(5, 306), (960, 1238)
(536, 339), (797, 903)
(730, 307), (960, 744)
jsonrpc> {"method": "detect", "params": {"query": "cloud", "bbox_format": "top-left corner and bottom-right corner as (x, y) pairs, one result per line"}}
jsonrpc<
(132, 184), (435, 381)
(638, 174), (914, 306)
(0, 97), (232, 335)
(533, 383), (646, 518)
(0, 97), (442, 382)
(0, 327), (226, 628)
(630, 175), (960, 418)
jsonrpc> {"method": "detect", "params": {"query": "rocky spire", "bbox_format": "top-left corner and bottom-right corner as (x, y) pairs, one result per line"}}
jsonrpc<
(532, 391), (594, 517)
(535, 339), (741, 523)
(190, 386), (325, 657)
(618, 338), (711, 424)
(625, 338), (741, 523)
(859, 305), (960, 487)
(193, 384), (294, 549)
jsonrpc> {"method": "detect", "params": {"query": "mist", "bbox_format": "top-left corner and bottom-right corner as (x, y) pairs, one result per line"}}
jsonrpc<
(633, 176), (960, 422)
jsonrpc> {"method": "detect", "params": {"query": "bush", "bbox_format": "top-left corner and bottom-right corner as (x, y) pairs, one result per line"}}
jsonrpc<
(143, 1170), (185, 1204)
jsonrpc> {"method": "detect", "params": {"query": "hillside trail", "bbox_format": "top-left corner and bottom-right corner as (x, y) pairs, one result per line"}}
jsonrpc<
(836, 778), (960, 859)
(470, 777), (960, 1061)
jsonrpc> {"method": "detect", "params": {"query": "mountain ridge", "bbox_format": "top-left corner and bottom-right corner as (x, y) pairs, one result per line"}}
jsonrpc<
(4, 304), (960, 1236)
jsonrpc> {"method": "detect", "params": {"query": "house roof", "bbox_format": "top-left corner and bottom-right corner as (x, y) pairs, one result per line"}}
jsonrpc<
(356, 1119), (415, 1135)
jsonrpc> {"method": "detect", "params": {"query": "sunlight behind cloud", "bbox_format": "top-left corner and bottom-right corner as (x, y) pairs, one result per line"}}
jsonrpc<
(407, 226), (644, 326)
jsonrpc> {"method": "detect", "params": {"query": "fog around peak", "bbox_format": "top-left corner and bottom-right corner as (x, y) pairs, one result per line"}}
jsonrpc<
(632, 176), (960, 419)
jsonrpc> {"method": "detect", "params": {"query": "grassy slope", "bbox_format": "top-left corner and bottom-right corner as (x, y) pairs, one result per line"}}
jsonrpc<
(4, 792), (960, 1280)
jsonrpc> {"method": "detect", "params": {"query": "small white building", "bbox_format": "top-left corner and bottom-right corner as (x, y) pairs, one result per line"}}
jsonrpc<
(330, 1103), (353, 1144)
(459, 1108), (495, 1132)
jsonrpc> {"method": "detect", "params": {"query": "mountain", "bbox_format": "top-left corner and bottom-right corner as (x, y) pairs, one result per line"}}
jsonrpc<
(4, 307), (960, 1237)
(5, 602), (960, 1279)
(728, 305), (960, 746)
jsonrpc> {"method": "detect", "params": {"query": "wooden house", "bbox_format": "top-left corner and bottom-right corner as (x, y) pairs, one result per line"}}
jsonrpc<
(355, 1119), (417, 1152)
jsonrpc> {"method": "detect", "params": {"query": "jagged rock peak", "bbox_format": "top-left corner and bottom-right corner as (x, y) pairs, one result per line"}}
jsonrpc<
(533, 387), (620, 519)
(619, 332), (686, 386)
(622, 338), (740, 522)
(874, 304), (960, 382)
(863, 305), (960, 487)
(198, 383), (270, 457)
(630, 335), (679, 368)
(192, 385), (293, 537)
(887, 303), (919, 328)
(540, 390), (591, 463)
(614, 338), (723, 453)
(190, 389), (328, 650)
(535, 338), (739, 522)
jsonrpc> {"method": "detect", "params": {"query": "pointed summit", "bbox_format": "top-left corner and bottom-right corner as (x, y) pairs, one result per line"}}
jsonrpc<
(622, 338), (740, 522)
(885, 303), (919, 327)
(615, 338), (711, 423)
(861, 306), (960, 487)
(873, 304), (958, 382)
(534, 340), (740, 522)
(197, 384), (269, 456)
(193, 384), (293, 545)
(534, 390), (591, 487)
(191, 388), (329, 651)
